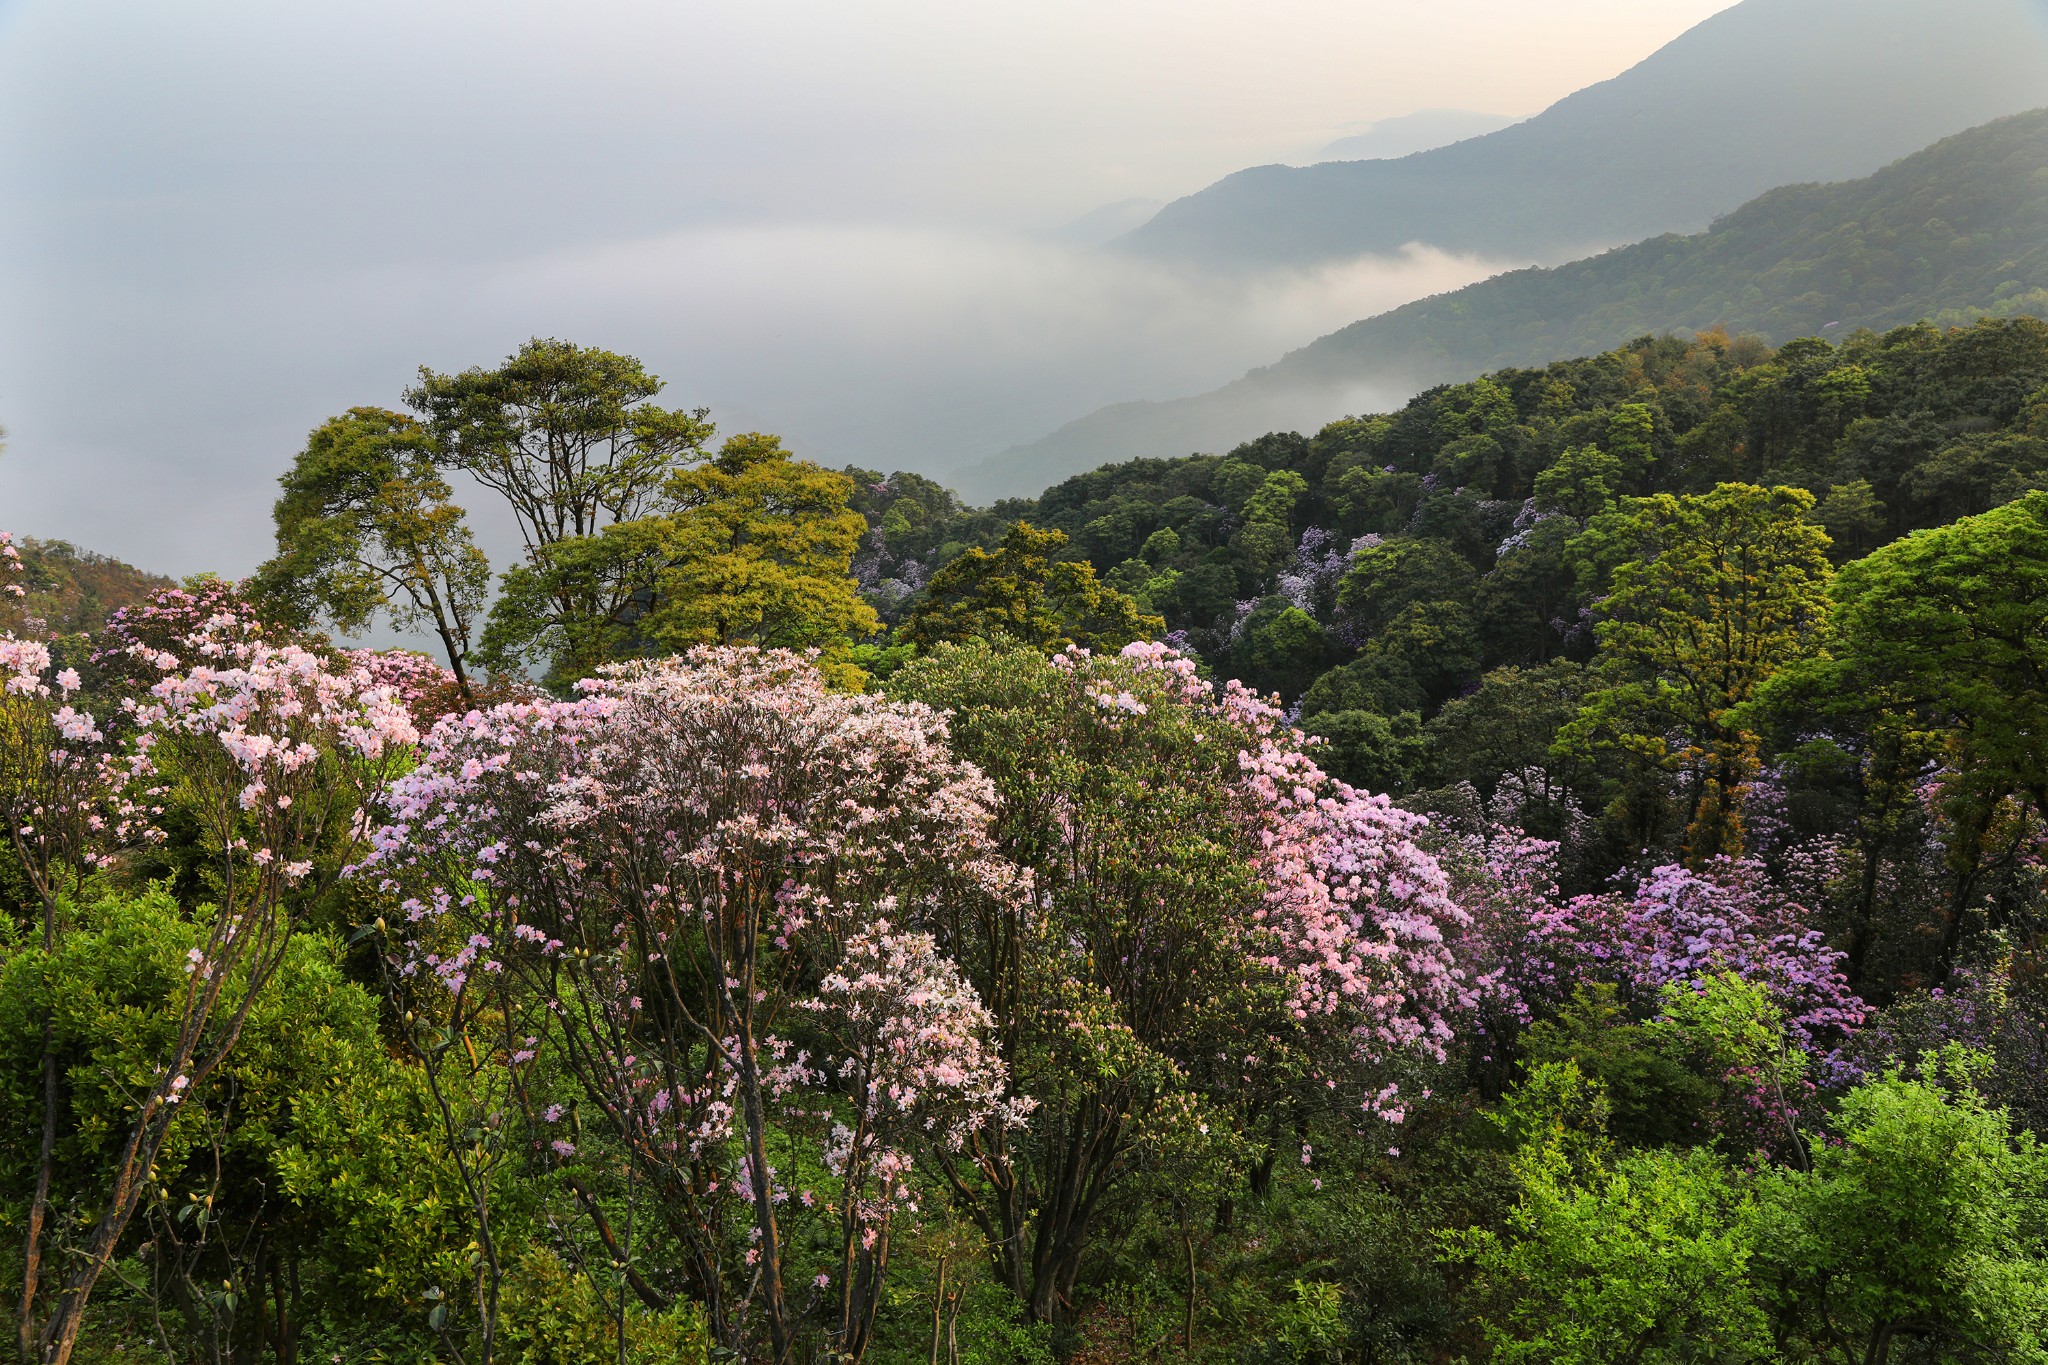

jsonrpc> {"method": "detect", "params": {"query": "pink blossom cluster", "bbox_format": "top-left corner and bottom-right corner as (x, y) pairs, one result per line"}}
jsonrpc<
(1466, 853), (1863, 1054)
(341, 649), (459, 722)
(1602, 859), (1863, 1050)
(353, 647), (1028, 1313)
(815, 923), (1030, 1151)
(1445, 827), (1610, 1034)
(114, 633), (420, 874)
(0, 625), (110, 875)
(810, 924), (1029, 1253)
(1105, 641), (1474, 1115)
(0, 531), (23, 601)
(91, 581), (271, 680)
(1242, 739), (1472, 1066)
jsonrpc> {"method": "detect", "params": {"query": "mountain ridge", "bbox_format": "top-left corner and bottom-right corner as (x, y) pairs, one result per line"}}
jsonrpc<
(956, 106), (2048, 501)
(1117, 0), (2048, 271)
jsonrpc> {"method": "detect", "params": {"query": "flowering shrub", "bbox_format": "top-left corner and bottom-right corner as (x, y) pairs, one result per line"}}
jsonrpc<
(1122, 640), (1473, 1095)
(90, 580), (273, 685)
(5, 597), (418, 1365)
(341, 648), (462, 728)
(1, 530), (24, 604)
(1440, 828), (1594, 1038)
(1601, 860), (1863, 1052)
(356, 646), (1023, 1359)
(1470, 850), (1861, 1053)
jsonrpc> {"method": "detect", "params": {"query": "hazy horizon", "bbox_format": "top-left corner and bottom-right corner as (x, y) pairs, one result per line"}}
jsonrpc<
(0, 0), (1743, 578)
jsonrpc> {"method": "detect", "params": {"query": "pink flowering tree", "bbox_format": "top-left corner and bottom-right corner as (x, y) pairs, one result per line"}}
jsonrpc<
(805, 924), (1028, 1359)
(9, 617), (417, 1365)
(1228, 690), (1473, 1103)
(87, 580), (274, 695)
(355, 648), (1021, 1364)
(891, 639), (1471, 1323)
(1, 533), (117, 1365)
(1439, 827), (1624, 1078)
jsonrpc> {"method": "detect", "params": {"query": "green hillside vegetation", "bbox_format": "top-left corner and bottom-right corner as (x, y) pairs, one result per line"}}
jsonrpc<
(967, 105), (2048, 499)
(9, 537), (173, 636)
(1282, 108), (2048, 387)
(867, 314), (2048, 946)
(14, 320), (2048, 1364)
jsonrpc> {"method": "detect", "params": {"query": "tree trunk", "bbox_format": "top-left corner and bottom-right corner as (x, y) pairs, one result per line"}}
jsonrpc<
(735, 1039), (794, 1363)
(15, 872), (59, 1365)
(17, 1019), (58, 1364)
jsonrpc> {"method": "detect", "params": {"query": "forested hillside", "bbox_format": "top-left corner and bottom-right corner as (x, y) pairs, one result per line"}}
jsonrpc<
(1119, 0), (2048, 269)
(861, 314), (2048, 984)
(7, 322), (2048, 1365)
(969, 107), (2048, 497)
(4, 537), (171, 635)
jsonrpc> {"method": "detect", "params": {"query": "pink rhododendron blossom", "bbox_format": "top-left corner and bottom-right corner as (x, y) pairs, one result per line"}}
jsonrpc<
(355, 647), (1028, 1354)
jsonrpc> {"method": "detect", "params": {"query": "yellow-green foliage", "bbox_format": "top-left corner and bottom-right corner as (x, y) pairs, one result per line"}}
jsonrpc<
(498, 1245), (707, 1365)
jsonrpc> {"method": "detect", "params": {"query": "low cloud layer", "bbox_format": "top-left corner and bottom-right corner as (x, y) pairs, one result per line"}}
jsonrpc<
(0, 222), (1509, 577)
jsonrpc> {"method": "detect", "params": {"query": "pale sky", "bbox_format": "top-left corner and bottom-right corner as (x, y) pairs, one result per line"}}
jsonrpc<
(0, 0), (1740, 577)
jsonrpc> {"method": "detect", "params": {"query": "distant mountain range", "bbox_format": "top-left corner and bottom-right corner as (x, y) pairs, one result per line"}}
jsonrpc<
(956, 107), (2048, 500)
(1115, 0), (2048, 272)
(1317, 110), (1521, 162)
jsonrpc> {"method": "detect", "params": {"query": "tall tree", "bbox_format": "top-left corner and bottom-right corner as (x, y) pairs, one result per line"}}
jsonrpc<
(406, 339), (713, 554)
(647, 433), (878, 684)
(407, 339), (713, 680)
(1760, 490), (2048, 974)
(361, 650), (1019, 1362)
(900, 523), (1162, 654)
(1559, 483), (1833, 864)
(1815, 490), (2048, 817)
(478, 434), (879, 687)
(891, 641), (1468, 1324)
(255, 408), (490, 695)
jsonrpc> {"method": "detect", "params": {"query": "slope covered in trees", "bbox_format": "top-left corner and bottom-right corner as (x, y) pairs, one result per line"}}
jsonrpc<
(1117, 0), (2048, 270)
(867, 315), (2048, 981)
(3, 537), (171, 636)
(967, 107), (2048, 498)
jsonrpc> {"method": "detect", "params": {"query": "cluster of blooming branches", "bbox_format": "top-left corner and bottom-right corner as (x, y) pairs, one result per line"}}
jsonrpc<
(1274, 526), (1359, 625)
(1439, 826), (1583, 1039)
(1240, 738), (1471, 1067)
(122, 632), (419, 863)
(1454, 836), (1863, 1059)
(0, 639), (111, 888)
(807, 923), (1027, 1355)
(1, 529), (24, 602)
(814, 923), (1028, 1167)
(0, 532), (113, 904)
(341, 648), (463, 729)
(4, 589), (422, 1365)
(90, 581), (271, 682)
(1103, 642), (1472, 1121)
(1602, 859), (1864, 1051)
(354, 647), (1024, 1358)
